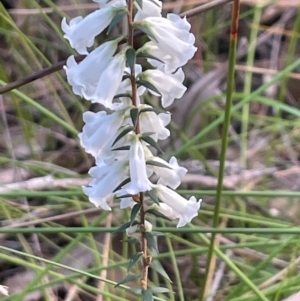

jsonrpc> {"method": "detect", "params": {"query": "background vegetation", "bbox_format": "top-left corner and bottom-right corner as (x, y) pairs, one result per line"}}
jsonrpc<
(0, 0), (300, 300)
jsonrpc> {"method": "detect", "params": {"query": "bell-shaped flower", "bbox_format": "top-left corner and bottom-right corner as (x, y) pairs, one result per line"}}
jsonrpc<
(134, 0), (162, 21)
(118, 135), (152, 195)
(139, 105), (171, 141)
(62, 6), (126, 54)
(147, 156), (187, 189)
(152, 184), (201, 227)
(137, 41), (179, 73)
(138, 68), (186, 107)
(64, 40), (127, 107)
(134, 13), (196, 70)
(83, 159), (129, 210)
(78, 108), (130, 158)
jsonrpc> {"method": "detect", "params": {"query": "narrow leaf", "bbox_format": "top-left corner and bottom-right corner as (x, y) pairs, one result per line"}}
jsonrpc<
(115, 274), (140, 287)
(111, 126), (134, 146)
(150, 260), (172, 282)
(135, 0), (143, 9)
(113, 177), (131, 192)
(127, 252), (143, 272)
(147, 190), (160, 205)
(114, 93), (132, 99)
(142, 289), (153, 301)
(113, 221), (131, 235)
(136, 52), (164, 63)
(130, 203), (141, 225)
(126, 47), (136, 72)
(140, 135), (164, 154)
(140, 131), (155, 137)
(145, 232), (158, 252)
(134, 24), (158, 42)
(146, 160), (172, 169)
(139, 107), (166, 114)
(130, 107), (139, 128)
(111, 145), (130, 151)
(137, 79), (161, 95)
(108, 9), (127, 34)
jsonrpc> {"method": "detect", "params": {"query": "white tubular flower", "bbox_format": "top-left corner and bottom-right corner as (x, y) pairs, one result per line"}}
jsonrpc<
(138, 68), (186, 108)
(83, 160), (129, 209)
(147, 156), (187, 189)
(65, 41), (127, 107)
(122, 135), (152, 195)
(137, 41), (177, 73)
(134, 13), (196, 69)
(134, 0), (162, 21)
(152, 184), (201, 227)
(78, 109), (129, 158)
(139, 105), (171, 141)
(62, 6), (126, 54)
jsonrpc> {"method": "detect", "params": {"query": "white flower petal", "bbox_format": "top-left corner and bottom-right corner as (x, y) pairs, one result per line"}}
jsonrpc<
(120, 197), (136, 209)
(153, 184), (201, 227)
(83, 160), (129, 209)
(78, 109), (128, 158)
(139, 105), (170, 141)
(134, 0), (162, 21)
(62, 7), (125, 54)
(123, 136), (152, 195)
(147, 156), (187, 189)
(64, 40), (119, 98)
(140, 68), (186, 107)
(135, 14), (196, 71)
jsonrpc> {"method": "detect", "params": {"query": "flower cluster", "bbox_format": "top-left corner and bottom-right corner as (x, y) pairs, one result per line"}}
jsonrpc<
(62, 0), (201, 228)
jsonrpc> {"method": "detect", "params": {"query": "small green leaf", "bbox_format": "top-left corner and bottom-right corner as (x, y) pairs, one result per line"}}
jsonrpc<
(135, 0), (143, 9)
(111, 145), (130, 151)
(146, 160), (172, 169)
(145, 232), (158, 251)
(142, 289), (153, 301)
(126, 47), (136, 73)
(147, 190), (160, 205)
(140, 135), (164, 154)
(111, 126), (134, 146)
(130, 203), (141, 225)
(137, 79), (161, 95)
(139, 107), (166, 114)
(107, 9), (127, 34)
(115, 274), (140, 287)
(113, 221), (131, 235)
(150, 260), (172, 282)
(114, 93), (132, 99)
(140, 131), (156, 137)
(127, 252), (143, 272)
(136, 52), (164, 63)
(134, 24), (158, 42)
(130, 107), (139, 128)
(146, 209), (172, 221)
(113, 177), (131, 192)
(150, 287), (171, 294)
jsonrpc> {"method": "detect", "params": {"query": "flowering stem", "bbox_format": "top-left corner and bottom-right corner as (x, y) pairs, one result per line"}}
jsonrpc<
(127, 0), (149, 291)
